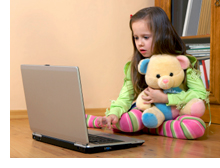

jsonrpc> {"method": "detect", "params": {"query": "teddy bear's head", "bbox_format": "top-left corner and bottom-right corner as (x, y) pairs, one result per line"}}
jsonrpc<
(138, 54), (190, 90)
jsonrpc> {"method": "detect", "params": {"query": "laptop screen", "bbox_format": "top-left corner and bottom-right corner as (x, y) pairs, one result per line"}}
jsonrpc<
(21, 65), (89, 144)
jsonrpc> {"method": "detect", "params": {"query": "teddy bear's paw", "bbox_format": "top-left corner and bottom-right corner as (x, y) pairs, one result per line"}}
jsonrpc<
(180, 98), (205, 117)
(190, 99), (205, 117)
(142, 113), (158, 128)
(142, 107), (165, 128)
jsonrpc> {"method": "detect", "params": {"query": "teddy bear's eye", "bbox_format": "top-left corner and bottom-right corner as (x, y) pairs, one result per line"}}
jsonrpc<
(156, 74), (161, 78)
(169, 73), (174, 77)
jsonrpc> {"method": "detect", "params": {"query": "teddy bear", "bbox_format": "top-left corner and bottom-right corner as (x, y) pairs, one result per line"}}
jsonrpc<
(136, 54), (205, 128)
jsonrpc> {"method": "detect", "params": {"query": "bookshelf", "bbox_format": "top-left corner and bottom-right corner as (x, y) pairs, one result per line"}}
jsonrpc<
(155, 0), (220, 124)
(182, 35), (210, 44)
(181, 34), (210, 39)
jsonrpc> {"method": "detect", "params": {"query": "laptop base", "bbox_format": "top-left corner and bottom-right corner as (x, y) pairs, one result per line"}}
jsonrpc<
(33, 133), (144, 154)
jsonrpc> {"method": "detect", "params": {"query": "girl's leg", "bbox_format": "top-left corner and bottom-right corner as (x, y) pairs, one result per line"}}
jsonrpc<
(142, 115), (206, 139)
(85, 108), (145, 132)
(112, 108), (145, 132)
(85, 114), (102, 128)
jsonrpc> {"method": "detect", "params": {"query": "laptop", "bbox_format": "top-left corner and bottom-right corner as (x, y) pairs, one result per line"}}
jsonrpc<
(21, 64), (145, 153)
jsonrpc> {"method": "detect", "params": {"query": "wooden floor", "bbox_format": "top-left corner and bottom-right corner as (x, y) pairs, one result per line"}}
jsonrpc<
(10, 115), (220, 158)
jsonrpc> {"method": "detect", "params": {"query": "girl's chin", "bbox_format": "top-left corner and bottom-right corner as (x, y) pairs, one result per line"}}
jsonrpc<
(138, 51), (152, 58)
(142, 54), (151, 58)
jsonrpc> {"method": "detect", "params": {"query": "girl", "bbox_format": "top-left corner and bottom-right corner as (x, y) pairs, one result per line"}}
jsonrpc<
(86, 7), (209, 139)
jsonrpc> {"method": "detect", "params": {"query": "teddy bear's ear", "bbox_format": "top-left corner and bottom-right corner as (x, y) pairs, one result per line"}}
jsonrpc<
(138, 59), (150, 74)
(176, 55), (190, 70)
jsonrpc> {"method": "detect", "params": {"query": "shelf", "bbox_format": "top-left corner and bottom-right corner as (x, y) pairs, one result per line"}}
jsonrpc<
(181, 35), (210, 39)
(181, 35), (210, 44)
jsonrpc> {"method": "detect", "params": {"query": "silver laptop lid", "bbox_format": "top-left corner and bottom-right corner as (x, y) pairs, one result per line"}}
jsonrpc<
(21, 65), (89, 145)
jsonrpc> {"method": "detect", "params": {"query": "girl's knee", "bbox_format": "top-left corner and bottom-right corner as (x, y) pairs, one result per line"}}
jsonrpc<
(118, 109), (144, 132)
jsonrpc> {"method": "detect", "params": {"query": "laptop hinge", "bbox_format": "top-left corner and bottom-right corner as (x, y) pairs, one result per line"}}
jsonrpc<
(74, 142), (88, 147)
(32, 132), (42, 141)
(33, 132), (42, 137)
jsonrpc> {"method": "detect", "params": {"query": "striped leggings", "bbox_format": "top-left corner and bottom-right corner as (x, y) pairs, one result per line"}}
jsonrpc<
(86, 108), (206, 140)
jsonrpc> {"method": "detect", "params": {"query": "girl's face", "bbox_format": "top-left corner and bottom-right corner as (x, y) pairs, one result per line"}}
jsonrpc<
(132, 20), (153, 58)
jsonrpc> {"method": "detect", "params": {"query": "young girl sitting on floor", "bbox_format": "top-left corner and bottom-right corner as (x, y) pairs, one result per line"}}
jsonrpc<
(86, 7), (209, 139)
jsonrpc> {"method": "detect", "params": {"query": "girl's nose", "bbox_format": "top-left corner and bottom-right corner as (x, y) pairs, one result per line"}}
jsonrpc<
(138, 39), (144, 46)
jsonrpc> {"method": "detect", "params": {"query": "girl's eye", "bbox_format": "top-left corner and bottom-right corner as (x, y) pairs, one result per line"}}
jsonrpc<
(144, 36), (149, 39)
(134, 37), (139, 40)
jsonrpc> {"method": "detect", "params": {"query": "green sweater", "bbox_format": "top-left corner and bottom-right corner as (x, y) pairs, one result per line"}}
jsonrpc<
(105, 55), (208, 119)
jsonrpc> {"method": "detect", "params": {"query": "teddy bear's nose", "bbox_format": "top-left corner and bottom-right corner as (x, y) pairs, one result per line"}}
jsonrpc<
(163, 79), (169, 84)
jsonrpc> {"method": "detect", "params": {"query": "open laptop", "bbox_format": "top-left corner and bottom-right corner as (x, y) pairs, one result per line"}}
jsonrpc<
(21, 64), (145, 153)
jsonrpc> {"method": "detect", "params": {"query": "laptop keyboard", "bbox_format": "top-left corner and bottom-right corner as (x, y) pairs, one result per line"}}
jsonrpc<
(88, 134), (123, 144)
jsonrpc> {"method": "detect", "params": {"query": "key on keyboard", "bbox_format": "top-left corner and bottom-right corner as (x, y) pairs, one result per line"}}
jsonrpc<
(88, 134), (123, 144)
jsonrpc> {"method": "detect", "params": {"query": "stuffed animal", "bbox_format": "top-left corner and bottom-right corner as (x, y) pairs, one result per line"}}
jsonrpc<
(136, 54), (205, 128)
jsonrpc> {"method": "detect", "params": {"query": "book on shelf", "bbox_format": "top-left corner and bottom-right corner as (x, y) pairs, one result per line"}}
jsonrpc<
(199, 64), (206, 88)
(186, 48), (210, 51)
(182, 0), (202, 36)
(202, 59), (209, 89)
(172, 0), (211, 36)
(191, 53), (210, 57)
(187, 50), (210, 54)
(198, 58), (210, 89)
(187, 50), (210, 56)
(205, 59), (210, 83)
(186, 43), (210, 58)
(171, 0), (188, 36)
(196, 56), (210, 60)
(186, 43), (210, 49)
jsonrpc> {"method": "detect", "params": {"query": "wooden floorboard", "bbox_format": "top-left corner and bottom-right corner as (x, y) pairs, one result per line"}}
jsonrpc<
(10, 117), (220, 158)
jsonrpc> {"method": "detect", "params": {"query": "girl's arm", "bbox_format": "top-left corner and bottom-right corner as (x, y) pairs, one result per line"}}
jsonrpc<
(105, 62), (135, 119)
(142, 87), (168, 104)
(167, 68), (208, 108)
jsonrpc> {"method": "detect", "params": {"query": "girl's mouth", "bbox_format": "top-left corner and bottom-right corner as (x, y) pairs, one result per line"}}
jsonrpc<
(140, 49), (146, 54)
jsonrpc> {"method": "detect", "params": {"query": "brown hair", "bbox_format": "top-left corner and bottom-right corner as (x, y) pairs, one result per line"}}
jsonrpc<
(129, 7), (188, 99)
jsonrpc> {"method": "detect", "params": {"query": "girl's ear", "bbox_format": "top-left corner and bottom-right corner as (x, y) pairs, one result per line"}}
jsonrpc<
(138, 59), (150, 74)
(176, 55), (190, 70)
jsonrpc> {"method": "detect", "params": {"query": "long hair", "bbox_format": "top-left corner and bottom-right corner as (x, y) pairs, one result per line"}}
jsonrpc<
(129, 7), (187, 99)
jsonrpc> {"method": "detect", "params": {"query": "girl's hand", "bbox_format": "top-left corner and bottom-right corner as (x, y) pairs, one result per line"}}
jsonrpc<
(142, 87), (168, 104)
(97, 114), (118, 129)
